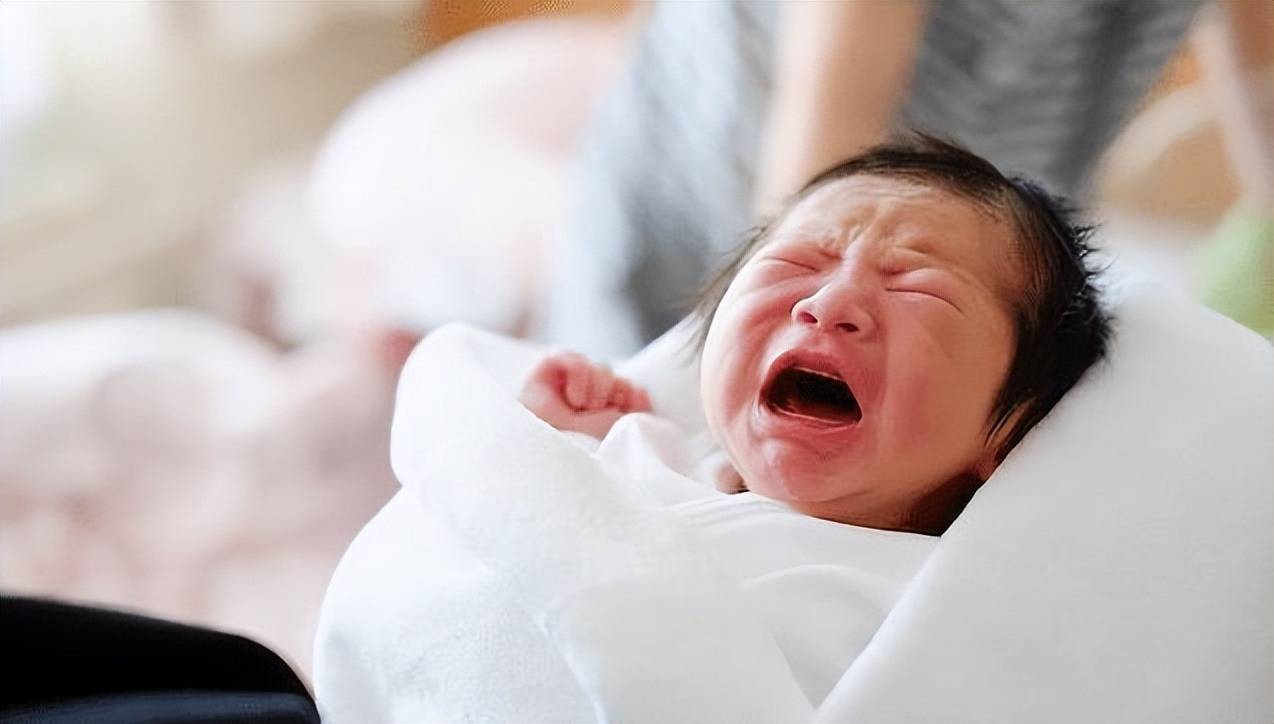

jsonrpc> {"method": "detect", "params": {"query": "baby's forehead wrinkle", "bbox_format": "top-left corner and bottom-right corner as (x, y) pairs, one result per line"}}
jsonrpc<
(779, 194), (911, 254)
(782, 186), (981, 266)
(775, 179), (1028, 316)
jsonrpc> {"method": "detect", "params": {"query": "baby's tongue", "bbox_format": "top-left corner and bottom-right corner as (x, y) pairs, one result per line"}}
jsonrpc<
(771, 369), (861, 424)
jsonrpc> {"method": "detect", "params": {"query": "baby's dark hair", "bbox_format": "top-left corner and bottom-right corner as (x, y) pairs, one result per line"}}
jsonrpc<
(693, 133), (1112, 461)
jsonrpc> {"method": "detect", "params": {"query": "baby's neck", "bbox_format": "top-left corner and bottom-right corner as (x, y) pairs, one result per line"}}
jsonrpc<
(784, 472), (984, 536)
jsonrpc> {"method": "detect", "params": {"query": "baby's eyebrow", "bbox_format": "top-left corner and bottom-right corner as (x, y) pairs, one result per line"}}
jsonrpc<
(811, 237), (850, 258)
(881, 244), (948, 270)
(782, 221), (850, 244)
(888, 222), (951, 254)
(766, 228), (847, 258)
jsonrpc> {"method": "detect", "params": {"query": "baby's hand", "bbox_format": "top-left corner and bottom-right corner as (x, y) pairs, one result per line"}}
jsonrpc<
(519, 351), (652, 439)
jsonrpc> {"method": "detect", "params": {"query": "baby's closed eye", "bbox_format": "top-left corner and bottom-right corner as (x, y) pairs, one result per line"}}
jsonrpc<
(762, 256), (820, 272)
(760, 246), (841, 279)
(885, 269), (963, 312)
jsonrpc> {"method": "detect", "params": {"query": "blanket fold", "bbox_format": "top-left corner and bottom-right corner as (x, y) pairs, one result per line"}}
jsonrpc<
(387, 325), (813, 722)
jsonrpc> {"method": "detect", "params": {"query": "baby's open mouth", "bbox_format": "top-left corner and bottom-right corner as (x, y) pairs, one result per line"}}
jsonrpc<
(764, 365), (862, 425)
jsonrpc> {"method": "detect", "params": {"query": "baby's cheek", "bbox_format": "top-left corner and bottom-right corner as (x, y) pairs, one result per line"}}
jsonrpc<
(884, 374), (943, 448)
(700, 358), (747, 440)
(720, 359), (760, 411)
(887, 324), (991, 439)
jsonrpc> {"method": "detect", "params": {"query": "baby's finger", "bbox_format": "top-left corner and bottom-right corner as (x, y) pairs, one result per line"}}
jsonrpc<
(628, 386), (653, 413)
(526, 355), (565, 388)
(556, 353), (592, 410)
(608, 381), (630, 410)
(585, 363), (616, 411)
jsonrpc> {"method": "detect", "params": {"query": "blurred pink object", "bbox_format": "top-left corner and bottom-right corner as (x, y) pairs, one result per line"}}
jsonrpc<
(0, 309), (397, 675)
(307, 15), (627, 335)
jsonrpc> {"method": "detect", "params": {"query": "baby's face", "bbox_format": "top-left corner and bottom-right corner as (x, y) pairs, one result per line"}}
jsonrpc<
(700, 175), (1020, 530)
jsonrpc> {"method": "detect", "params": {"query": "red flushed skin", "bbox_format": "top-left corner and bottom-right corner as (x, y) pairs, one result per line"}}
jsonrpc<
(700, 176), (1021, 533)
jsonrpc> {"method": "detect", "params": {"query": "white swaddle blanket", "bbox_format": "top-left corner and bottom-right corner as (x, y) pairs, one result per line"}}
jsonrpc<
(317, 326), (937, 721)
(316, 281), (1272, 722)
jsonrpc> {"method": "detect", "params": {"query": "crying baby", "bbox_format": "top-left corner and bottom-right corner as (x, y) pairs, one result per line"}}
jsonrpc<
(521, 136), (1110, 536)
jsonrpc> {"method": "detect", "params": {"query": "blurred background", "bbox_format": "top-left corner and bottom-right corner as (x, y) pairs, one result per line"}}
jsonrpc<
(0, 0), (1268, 681)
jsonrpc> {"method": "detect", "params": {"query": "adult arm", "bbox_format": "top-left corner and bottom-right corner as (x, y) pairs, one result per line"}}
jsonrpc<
(754, 0), (930, 216)
(1195, 0), (1274, 212)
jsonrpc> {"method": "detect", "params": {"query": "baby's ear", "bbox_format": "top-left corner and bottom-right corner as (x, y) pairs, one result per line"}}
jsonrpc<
(971, 447), (1000, 482)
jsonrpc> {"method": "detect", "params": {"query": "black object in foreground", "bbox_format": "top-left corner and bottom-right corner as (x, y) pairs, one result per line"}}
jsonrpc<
(0, 594), (318, 723)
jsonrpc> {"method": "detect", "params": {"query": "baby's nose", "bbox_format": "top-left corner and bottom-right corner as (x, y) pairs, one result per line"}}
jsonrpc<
(791, 278), (875, 335)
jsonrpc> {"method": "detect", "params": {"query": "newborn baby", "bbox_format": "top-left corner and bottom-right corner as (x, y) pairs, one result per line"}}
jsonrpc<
(522, 135), (1109, 535)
